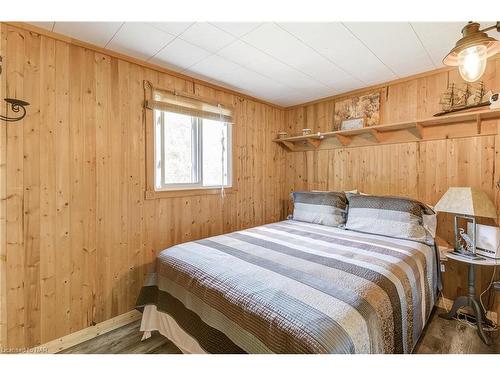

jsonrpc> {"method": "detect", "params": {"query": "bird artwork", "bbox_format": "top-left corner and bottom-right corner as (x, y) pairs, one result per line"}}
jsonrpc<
(458, 228), (475, 253)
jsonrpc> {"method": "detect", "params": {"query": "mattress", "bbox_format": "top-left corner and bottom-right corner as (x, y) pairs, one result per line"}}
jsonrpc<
(136, 220), (438, 354)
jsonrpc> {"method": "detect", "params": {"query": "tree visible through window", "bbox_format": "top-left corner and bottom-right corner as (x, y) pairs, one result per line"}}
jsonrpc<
(154, 110), (231, 190)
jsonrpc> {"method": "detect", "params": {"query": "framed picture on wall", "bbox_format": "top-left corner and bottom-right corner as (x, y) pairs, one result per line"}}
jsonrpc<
(334, 91), (381, 130)
(340, 117), (365, 131)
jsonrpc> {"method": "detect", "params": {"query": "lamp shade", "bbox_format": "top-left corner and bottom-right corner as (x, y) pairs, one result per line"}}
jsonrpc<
(434, 187), (497, 218)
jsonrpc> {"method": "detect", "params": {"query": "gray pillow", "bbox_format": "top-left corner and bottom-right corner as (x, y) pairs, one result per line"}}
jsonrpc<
(345, 194), (435, 243)
(291, 191), (347, 227)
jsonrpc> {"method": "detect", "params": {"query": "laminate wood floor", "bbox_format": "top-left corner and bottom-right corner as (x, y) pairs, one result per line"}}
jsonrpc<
(59, 308), (499, 354)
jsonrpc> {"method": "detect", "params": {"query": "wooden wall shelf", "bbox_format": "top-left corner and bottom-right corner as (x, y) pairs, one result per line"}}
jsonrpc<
(273, 108), (500, 151)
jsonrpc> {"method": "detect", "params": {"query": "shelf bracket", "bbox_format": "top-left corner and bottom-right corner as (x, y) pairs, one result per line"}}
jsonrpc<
(370, 129), (386, 143)
(415, 122), (424, 139)
(281, 140), (296, 151)
(306, 138), (321, 148)
(334, 133), (352, 146)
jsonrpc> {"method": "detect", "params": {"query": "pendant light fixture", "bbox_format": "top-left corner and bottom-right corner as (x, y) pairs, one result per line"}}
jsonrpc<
(443, 22), (500, 82)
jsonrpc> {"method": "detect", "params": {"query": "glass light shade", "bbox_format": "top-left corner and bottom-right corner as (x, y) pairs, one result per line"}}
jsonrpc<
(457, 45), (487, 82)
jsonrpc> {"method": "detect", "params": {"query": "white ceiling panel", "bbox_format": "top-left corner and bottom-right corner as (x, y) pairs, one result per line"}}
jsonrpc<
(29, 21), (475, 106)
(216, 40), (327, 92)
(242, 23), (356, 89)
(150, 38), (211, 72)
(188, 55), (289, 100)
(344, 22), (435, 77)
(210, 22), (262, 37)
(278, 22), (398, 85)
(149, 22), (194, 36)
(178, 22), (236, 53)
(411, 22), (465, 67)
(107, 23), (176, 60)
(53, 22), (123, 47)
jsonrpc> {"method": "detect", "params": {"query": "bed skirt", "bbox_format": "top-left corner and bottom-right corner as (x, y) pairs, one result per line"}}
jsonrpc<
(140, 305), (207, 354)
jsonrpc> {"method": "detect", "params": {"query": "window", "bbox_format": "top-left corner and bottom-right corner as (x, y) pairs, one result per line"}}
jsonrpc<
(154, 109), (232, 191)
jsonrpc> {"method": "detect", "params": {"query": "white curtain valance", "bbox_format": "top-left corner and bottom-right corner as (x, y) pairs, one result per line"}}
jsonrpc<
(144, 80), (233, 123)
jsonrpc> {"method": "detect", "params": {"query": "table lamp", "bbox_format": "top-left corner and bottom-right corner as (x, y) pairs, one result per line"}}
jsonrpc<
(434, 187), (497, 256)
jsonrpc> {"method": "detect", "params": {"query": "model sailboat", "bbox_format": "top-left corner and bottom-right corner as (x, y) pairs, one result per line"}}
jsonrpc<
(435, 81), (490, 116)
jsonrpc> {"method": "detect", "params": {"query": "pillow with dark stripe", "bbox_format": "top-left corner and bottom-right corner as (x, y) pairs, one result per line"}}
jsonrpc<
(292, 191), (347, 227)
(345, 194), (435, 242)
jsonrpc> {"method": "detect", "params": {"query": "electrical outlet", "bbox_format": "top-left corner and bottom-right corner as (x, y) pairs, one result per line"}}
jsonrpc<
(440, 263), (446, 272)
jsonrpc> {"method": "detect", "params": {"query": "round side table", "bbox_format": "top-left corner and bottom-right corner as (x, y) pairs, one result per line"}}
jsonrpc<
(439, 252), (499, 345)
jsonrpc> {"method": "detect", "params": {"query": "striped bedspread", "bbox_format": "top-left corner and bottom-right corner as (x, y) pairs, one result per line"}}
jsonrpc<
(136, 220), (438, 354)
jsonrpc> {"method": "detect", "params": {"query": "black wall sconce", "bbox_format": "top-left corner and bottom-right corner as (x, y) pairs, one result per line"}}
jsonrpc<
(1, 98), (30, 122)
(0, 57), (30, 122)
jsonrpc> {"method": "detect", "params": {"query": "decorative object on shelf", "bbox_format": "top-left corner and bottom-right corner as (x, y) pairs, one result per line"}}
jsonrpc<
(340, 117), (365, 131)
(0, 98), (30, 122)
(301, 128), (312, 136)
(277, 131), (288, 139)
(443, 21), (500, 82)
(333, 91), (380, 130)
(434, 187), (497, 257)
(490, 92), (500, 109)
(435, 81), (491, 116)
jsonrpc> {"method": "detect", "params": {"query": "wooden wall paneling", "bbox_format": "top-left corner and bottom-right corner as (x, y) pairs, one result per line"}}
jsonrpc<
(117, 58), (130, 320)
(416, 71), (449, 119)
(95, 51), (111, 324)
(23, 28), (42, 348)
(82, 48), (97, 330)
(69, 43), (85, 334)
(39, 34), (56, 343)
(127, 62), (144, 311)
(54, 39), (71, 340)
(382, 80), (418, 123)
(6, 26), (26, 349)
(0, 22), (7, 349)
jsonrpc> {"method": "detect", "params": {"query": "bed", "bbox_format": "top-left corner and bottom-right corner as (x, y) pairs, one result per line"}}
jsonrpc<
(136, 219), (438, 354)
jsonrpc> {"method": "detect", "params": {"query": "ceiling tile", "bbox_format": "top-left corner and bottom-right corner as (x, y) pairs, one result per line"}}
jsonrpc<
(29, 22), (54, 31)
(178, 22), (236, 53)
(53, 22), (123, 47)
(149, 22), (194, 36)
(107, 22), (176, 60)
(188, 55), (289, 99)
(344, 22), (435, 77)
(242, 23), (358, 90)
(411, 22), (465, 67)
(217, 40), (326, 92)
(210, 22), (262, 37)
(278, 22), (398, 85)
(150, 38), (211, 71)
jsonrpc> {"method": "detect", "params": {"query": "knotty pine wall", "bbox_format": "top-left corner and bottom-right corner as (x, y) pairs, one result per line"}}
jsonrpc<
(2, 21), (500, 350)
(284, 56), (500, 320)
(0, 24), (287, 349)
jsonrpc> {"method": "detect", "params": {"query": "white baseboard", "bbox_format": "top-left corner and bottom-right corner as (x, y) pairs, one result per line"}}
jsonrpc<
(32, 310), (142, 354)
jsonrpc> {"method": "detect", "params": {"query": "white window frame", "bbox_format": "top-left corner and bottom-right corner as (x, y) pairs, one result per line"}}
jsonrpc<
(154, 109), (232, 192)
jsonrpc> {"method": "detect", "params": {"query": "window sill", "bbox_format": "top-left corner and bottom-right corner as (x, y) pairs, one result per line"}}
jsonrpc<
(145, 187), (237, 200)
